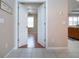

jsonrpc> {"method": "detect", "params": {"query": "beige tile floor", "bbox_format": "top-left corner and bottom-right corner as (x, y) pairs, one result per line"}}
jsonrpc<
(6, 39), (79, 58)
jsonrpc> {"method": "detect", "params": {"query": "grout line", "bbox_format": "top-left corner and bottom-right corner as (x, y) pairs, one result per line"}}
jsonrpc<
(31, 48), (33, 58)
(4, 48), (14, 58)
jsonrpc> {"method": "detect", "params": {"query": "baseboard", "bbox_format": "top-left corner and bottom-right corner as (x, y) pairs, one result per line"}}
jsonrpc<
(47, 47), (68, 50)
(4, 48), (14, 58)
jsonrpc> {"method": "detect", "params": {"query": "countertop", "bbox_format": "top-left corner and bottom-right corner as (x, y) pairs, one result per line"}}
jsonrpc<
(69, 26), (79, 28)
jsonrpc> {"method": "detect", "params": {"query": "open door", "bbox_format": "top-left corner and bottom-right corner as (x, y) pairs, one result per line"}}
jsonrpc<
(18, 4), (28, 47)
(38, 3), (46, 47)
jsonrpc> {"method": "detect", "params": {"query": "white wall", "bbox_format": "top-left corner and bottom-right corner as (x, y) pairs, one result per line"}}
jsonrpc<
(47, 0), (68, 48)
(0, 0), (15, 57)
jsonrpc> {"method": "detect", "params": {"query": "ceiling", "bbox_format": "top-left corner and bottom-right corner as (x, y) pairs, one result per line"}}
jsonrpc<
(21, 3), (42, 14)
(69, 0), (79, 14)
(3, 0), (14, 9)
(20, 0), (79, 15)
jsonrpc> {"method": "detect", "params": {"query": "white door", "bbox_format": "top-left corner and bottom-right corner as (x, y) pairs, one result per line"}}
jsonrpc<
(38, 3), (46, 47)
(18, 4), (28, 47)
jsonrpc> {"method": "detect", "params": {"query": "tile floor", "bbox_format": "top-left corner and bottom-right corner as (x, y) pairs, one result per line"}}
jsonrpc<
(5, 39), (79, 58)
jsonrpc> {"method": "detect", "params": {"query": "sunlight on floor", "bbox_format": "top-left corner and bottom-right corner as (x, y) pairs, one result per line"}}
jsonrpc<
(27, 36), (35, 48)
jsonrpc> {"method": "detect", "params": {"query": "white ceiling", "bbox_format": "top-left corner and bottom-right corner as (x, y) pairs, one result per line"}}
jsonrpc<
(3, 0), (14, 9)
(69, 0), (79, 11)
(20, 0), (79, 14)
(18, 0), (45, 3)
(21, 3), (42, 14)
(68, 0), (79, 14)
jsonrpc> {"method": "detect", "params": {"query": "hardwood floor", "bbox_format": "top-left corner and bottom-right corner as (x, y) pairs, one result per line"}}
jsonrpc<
(35, 42), (44, 48)
(19, 43), (44, 48)
(19, 34), (44, 48)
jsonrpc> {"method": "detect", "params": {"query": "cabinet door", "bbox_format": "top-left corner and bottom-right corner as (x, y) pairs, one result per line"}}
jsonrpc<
(68, 28), (75, 37)
(75, 28), (79, 39)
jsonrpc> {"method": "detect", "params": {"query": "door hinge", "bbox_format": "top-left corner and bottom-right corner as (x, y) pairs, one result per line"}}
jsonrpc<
(18, 38), (19, 48)
(44, 39), (46, 42)
(18, 6), (19, 8)
(17, 22), (19, 25)
(18, 38), (19, 41)
(44, 6), (46, 8)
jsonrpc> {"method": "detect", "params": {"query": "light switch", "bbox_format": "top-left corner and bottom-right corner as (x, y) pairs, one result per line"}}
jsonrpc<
(59, 11), (62, 15)
(0, 17), (4, 24)
(62, 21), (66, 25)
(57, 10), (63, 15)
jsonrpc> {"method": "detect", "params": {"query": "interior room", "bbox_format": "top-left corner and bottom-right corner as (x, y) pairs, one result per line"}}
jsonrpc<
(18, 2), (46, 48)
(68, 0), (79, 48)
(1, 0), (79, 58)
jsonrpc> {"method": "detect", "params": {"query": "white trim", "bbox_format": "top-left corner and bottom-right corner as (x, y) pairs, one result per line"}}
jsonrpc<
(46, 0), (48, 48)
(18, 0), (46, 3)
(15, 0), (18, 49)
(4, 48), (14, 58)
(14, 0), (17, 49)
(47, 47), (68, 49)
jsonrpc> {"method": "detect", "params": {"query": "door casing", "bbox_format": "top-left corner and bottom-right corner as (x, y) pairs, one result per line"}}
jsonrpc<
(16, 1), (47, 49)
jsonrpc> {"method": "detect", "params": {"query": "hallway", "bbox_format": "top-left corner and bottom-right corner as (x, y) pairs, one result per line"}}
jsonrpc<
(0, 0), (75, 58)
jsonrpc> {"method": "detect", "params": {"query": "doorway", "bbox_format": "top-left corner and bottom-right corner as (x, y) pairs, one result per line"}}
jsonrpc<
(17, 2), (46, 48)
(68, 0), (79, 48)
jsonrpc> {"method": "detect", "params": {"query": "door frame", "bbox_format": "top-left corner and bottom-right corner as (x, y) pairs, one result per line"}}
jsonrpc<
(15, 0), (48, 49)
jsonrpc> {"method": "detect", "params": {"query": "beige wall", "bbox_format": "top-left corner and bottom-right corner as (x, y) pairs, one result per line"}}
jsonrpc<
(0, 0), (68, 57)
(47, 0), (68, 47)
(0, 0), (15, 57)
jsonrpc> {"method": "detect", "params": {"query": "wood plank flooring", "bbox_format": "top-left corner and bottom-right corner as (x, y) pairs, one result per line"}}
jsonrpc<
(19, 34), (44, 48)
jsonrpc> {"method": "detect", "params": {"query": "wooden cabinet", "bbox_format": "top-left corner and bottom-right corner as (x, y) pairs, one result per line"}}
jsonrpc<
(68, 27), (79, 39)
